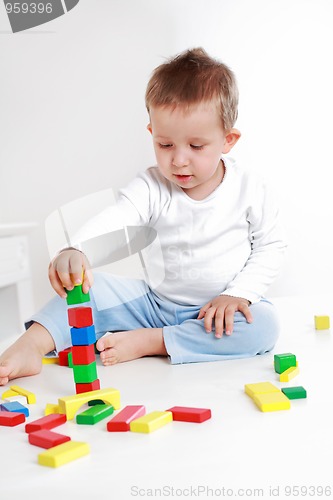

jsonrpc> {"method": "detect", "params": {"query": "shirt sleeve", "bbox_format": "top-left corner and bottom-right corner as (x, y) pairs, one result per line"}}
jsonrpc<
(220, 176), (287, 304)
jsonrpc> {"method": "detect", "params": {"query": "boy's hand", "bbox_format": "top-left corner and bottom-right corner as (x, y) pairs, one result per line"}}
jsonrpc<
(197, 295), (253, 338)
(48, 248), (94, 299)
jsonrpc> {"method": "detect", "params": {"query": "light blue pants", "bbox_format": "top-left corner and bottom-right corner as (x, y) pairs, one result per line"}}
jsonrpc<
(25, 272), (280, 365)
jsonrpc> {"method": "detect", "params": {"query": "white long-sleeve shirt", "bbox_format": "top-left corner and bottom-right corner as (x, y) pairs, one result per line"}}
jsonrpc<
(73, 156), (287, 306)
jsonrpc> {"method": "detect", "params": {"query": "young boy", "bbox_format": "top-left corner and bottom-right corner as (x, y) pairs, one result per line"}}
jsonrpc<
(0, 48), (286, 386)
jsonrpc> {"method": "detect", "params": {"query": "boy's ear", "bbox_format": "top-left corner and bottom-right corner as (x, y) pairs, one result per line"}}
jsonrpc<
(222, 128), (241, 153)
(147, 123), (152, 134)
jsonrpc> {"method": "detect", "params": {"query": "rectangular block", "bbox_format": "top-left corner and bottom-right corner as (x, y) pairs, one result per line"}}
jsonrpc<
(75, 379), (100, 394)
(166, 406), (211, 423)
(274, 353), (297, 374)
(29, 429), (71, 449)
(44, 404), (60, 415)
(1, 401), (29, 417)
(73, 362), (98, 384)
(58, 347), (72, 366)
(72, 344), (96, 365)
(281, 386), (307, 399)
(70, 325), (96, 346)
(280, 365), (300, 382)
(314, 315), (330, 330)
(10, 385), (36, 404)
(42, 357), (59, 364)
(68, 306), (93, 328)
(76, 404), (114, 425)
(245, 382), (280, 400)
(38, 441), (90, 468)
(253, 391), (291, 412)
(107, 405), (146, 432)
(130, 411), (173, 433)
(65, 285), (90, 305)
(0, 411), (26, 427)
(25, 413), (67, 433)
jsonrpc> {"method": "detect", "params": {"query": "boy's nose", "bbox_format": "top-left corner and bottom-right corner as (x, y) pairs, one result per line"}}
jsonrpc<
(172, 152), (189, 168)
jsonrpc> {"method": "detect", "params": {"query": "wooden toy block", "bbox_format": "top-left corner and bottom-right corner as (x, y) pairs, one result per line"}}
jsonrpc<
(68, 352), (74, 368)
(70, 325), (96, 346)
(1, 401), (29, 417)
(72, 362), (98, 384)
(58, 387), (120, 420)
(244, 382), (280, 400)
(58, 348), (72, 366)
(4, 395), (28, 405)
(25, 413), (67, 433)
(274, 353), (296, 374)
(281, 386), (307, 399)
(42, 356), (59, 365)
(107, 405), (146, 432)
(68, 306), (93, 328)
(72, 344), (96, 365)
(65, 285), (90, 306)
(28, 429), (71, 448)
(314, 315), (330, 330)
(10, 385), (36, 404)
(45, 404), (60, 415)
(253, 391), (291, 412)
(2, 389), (21, 399)
(76, 404), (114, 425)
(75, 380), (100, 394)
(38, 441), (90, 468)
(0, 410), (26, 426)
(166, 406), (212, 423)
(280, 365), (300, 382)
(130, 411), (173, 433)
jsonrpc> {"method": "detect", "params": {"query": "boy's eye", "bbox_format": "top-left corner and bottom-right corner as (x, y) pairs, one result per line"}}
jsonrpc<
(190, 144), (204, 150)
(158, 143), (173, 149)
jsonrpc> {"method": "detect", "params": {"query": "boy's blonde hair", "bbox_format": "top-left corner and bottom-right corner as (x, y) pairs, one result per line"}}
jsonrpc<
(145, 47), (239, 131)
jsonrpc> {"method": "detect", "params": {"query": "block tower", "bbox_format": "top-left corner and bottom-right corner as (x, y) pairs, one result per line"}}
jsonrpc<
(66, 277), (100, 394)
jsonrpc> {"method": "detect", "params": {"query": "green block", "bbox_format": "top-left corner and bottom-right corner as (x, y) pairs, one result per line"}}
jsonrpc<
(65, 285), (90, 305)
(281, 386), (307, 400)
(274, 353), (296, 374)
(72, 362), (97, 384)
(68, 352), (73, 368)
(88, 399), (105, 406)
(76, 404), (114, 425)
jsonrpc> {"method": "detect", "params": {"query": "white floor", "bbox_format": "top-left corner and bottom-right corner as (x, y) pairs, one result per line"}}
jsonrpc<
(1, 294), (333, 500)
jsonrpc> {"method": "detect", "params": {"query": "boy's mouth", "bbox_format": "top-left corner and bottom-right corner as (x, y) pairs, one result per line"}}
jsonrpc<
(174, 174), (193, 184)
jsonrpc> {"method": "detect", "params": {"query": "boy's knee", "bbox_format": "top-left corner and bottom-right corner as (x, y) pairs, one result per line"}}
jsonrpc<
(247, 300), (280, 354)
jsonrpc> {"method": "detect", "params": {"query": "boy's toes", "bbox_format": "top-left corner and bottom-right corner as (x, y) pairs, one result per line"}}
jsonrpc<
(100, 348), (118, 366)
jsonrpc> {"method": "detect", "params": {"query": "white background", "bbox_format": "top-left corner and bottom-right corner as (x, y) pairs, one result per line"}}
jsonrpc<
(1, 0), (333, 311)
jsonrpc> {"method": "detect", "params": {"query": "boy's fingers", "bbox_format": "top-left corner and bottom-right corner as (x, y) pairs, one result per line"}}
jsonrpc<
(238, 303), (253, 323)
(224, 308), (235, 335)
(203, 307), (216, 333)
(197, 301), (212, 320)
(214, 310), (225, 338)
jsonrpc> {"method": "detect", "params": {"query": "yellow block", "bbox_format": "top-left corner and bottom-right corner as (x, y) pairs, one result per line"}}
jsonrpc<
(45, 403), (60, 415)
(2, 389), (20, 399)
(245, 382), (280, 400)
(280, 365), (300, 382)
(42, 357), (59, 365)
(38, 441), (90, 468)
(58, 387), (120, 420)
(253, 392), (291, 412)
(314, 315), (330, 330)
(10, 385), (36, 404)
(130, 411), (173, 433)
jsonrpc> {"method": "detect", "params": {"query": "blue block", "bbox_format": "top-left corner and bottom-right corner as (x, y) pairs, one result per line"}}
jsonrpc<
(70, 325), (96, 346)
(0, 401), (29, 417)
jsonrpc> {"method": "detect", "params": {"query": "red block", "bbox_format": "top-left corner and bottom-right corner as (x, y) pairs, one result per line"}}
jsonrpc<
(28, 429), (71, 449)
(75, 379), (100, 394)
(166, 406), (212, 423)
(58, 347), (72, 366)
(107, 405), (146, 432)
(0, 411), (25, 427)
(72, 344), (96, 365)
(68, 307), (93, 328)
(25, 413), (67, 433)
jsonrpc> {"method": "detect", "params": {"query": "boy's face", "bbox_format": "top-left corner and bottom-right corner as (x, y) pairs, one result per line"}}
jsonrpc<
(147, 103), (240, 200)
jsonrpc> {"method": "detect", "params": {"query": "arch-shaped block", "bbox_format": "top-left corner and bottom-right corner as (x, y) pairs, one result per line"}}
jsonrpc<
(58, 388), (120, 420)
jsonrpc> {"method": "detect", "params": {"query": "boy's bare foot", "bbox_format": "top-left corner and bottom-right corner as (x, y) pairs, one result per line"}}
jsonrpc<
(0, 323), (55, 386)
(96, 328), (167, 366)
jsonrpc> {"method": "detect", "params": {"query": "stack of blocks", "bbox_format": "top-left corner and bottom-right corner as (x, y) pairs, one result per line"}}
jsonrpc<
(66, 278), (100, 394)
